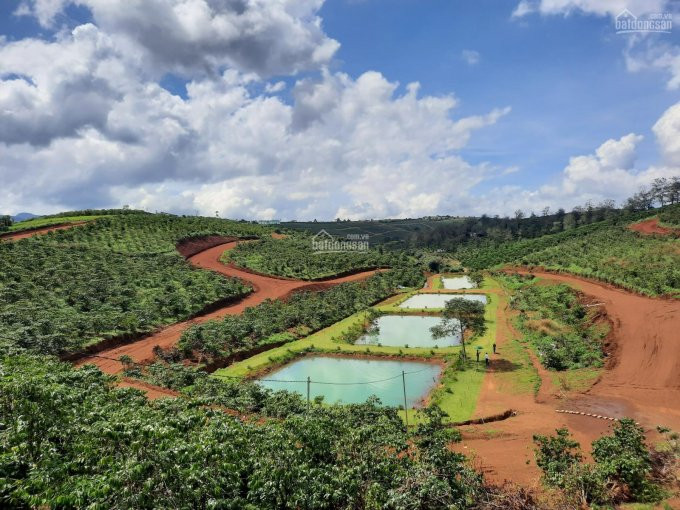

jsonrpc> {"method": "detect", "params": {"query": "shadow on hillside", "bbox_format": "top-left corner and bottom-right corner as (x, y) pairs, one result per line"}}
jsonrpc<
(487, 359), (523, 373)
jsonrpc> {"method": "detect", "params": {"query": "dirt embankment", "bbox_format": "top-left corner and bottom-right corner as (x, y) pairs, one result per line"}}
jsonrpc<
(0, 221), (89, 241)
(76, 241), (385, 373)
(456, 269), (680, 486)
(517, 270), (680, 422)
(629, 217), (680, 236)
(175, 235), (240, 258)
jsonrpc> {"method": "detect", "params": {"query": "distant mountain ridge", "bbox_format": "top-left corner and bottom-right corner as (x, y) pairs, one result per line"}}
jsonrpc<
(11, 212), (39, 222)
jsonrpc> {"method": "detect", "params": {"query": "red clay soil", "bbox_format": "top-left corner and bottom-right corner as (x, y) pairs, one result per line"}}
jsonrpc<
(77, 241), (385, 373)
(118, 378), (181, 400)
(0, 221), (89, 241)
(454, 269), (680, 487)
(629, 217), (680, 236)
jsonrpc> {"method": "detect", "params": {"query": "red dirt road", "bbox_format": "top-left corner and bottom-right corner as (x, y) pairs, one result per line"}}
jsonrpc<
(77, 241), (385, 373)
(629, 217), (680, 236)
(0, 221), (89, 241)
(118, 378), (180, 399)
(455, 269), (680, 486)
(520, 270), (680, 426)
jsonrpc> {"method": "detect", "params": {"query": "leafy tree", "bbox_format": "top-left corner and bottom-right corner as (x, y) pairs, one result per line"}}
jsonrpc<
(591, 418), (658, 499)
(431, 299), (486, 360)
(467, 271), (484, 287)
(533, 428), (583, 487)
(0, 215), (11, 232)
(533, 420), (664, 507)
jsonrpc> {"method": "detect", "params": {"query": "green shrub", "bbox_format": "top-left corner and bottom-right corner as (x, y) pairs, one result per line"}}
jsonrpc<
(533, 420), (664, 506)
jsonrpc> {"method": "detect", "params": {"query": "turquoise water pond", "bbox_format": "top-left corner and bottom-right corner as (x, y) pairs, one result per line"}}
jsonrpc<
(442, 276), (475, 289)
(258, 356), (442, 407)
(356, 314), (460, 347)
(398, 293), (488, 309)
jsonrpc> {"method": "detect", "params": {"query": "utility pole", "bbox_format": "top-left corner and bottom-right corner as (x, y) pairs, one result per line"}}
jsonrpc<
(402, 370), (408, 429)
(307, 376), (311, 410)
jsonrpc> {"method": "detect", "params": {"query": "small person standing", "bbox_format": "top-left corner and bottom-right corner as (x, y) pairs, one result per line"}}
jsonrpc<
(476, 349), (480, 362)
(485, 353), (490, 367)
(493, 342), (496, 354)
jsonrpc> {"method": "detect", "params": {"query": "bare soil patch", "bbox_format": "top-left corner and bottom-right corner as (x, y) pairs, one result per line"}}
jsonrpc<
(629, 217), (680, 236)
(455, 269), (680, 488)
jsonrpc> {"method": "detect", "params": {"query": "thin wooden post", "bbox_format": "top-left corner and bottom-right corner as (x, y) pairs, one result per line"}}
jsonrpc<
(402, 370), (409, 429)
(307, 376), (311, 410)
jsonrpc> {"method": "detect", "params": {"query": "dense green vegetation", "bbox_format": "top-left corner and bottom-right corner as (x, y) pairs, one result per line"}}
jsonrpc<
(3, 205), (678, 508)
(1, 355), (487, 509)
(4, 208), (142, 232)
(431, 299), (487, 360)
(458, 211), (680, 296)
(534, 420), (676, 507)
(659, 204), (680, 227)
(177, 268), (425, 363)
(506, 275), (606, 370)
(284, 201), (636, 250)
(227, 236), (402, 279)
(0, 214), (274, 355)
(0, 215), (10, 233)
(0, 241), (250, 355)
(39, 213), (266, 254)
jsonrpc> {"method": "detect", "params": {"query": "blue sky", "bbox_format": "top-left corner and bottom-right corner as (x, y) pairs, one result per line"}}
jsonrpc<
(319, 0), (679, 193)
(0, 0), (679, 219)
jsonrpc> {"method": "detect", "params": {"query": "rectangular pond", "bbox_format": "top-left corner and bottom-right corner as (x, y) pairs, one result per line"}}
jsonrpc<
(442, 276), (475, 290)
(356, 314), (460, 348)
(398, 293), (488, 309)
(257, 356), (441, 407)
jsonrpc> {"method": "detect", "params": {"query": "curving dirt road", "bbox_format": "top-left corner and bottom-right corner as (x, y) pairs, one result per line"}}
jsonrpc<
(519, 270), (680, 426)
(455, 269), (680, 486)
(0, 221), (89, 241)
(77, 241), (385, 373)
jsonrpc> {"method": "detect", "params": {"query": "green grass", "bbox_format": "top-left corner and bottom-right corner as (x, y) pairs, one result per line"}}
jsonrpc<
(499, 337), (542, 396)
(550, 367), (602, 393)
(8, 215), (103, 232)
(217, 279), (500, 424)
(430, 276), (443, 289)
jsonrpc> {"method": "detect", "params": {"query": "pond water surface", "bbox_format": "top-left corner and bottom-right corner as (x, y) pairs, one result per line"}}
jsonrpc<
(356, 314), (460, 347)
(257, 356), (442, 407)
(442, 276), (475, 289)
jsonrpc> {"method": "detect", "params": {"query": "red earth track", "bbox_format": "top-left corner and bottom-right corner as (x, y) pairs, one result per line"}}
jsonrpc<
(0, 221), (89, 241)
(118, 378), (181, 400)
(455, 268), (680, 486)
(77, 241), (386, 373)
(514, 269), (680, 426)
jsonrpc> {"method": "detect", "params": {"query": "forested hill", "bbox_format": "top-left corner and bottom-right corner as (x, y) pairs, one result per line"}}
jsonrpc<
(283, 203), (652, 250)
(456, 205), (680, 297)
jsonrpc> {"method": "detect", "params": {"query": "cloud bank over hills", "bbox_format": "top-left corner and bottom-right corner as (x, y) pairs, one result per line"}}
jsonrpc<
(1, 0), (678, 219)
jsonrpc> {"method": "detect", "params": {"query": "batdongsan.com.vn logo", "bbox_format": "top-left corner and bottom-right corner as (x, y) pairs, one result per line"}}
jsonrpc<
(615, 9), (672, 34)
(311, 229), (369, 253)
